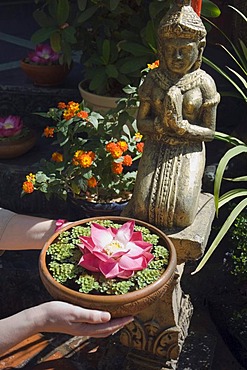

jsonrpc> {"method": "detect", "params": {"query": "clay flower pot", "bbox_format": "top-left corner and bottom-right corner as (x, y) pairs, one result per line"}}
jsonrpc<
(39, 216), (177, 318)
(20, 60), (70, 87)
(0, 128), (37, 159)
(78, 81), (120, 113)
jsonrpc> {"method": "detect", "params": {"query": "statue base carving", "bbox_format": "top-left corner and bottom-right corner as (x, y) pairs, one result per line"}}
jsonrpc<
(115, 193), (215, 369)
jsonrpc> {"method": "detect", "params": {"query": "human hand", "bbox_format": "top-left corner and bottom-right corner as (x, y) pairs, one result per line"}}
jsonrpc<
(35, 301), (134, 338)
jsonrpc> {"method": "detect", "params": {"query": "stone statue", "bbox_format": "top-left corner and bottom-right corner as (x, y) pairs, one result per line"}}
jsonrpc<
(122, 0), (220, 229)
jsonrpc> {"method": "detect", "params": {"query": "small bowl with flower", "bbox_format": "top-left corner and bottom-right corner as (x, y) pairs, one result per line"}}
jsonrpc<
(39, 216), (177, 318)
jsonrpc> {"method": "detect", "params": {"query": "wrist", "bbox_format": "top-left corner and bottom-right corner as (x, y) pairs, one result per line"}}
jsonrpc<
(27, 303), (50, 333)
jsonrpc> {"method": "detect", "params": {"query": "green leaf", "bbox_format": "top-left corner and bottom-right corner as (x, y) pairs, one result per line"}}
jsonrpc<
(48, 0), (57, 19)
(214, 145), (247, 214)
(122, 124), (131, 138)
(120, 42), (151, 57)
(77, 0), (87, 12)
(228, 5), (247, 23)
(50, 31), (62, 52)
(110, 0), (120, 11)
(145, 21), (157, 53)
(77, 6), (97, 24)
(106, 64), (118, 78)
(203, 56), (247, 102)
(120, 57), (147, 74)
(226, 67), (247, 89)
(224, 176), (247, 182)
(31, 27), (56, 44)
(219, 189), (247, 209)
(214, 131), (246, 146)
(201, 0), (221, 18)
(191, 198), (247, 274)
(88, 116), (98, 129)
(33, 10), (55, 28)
(62, 26), (77, 43)
(56, 0), (70, 25)
(102, 39), (111, 65)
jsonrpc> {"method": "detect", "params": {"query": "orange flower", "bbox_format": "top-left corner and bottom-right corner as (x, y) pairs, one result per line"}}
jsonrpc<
(26, 173), (36, 183)
(112, 162), (123, 174)
(105, 142), (118, 153)
(147, 60), (159, 69)
(44, 126), (54, 138)
(77, 110), (89, 119)
(136, 142), (144, 153)
(79, 153), (93, 168)
(73, 150), (84, 165)
(117, 141), (128, 152)
(57, 102), (67, 109)
(67, 101), (80, 113)
(63, 109), (75, 120)
(105, 142), (123, 159)
(88, 151), (96, 161)
(87, 176), (98, 188)
(52, 152), (63, 162)
(134, 132), (143, 142)
(22, 181), (34, 194)
(111, 147), (123, 159)
(123, 155), (133, 166)
(73, 151), (95, 168)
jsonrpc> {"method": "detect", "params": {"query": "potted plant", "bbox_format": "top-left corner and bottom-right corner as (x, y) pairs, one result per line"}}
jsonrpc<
(21, 95), (143, 217)
(0, 115), (37, 159)
(20, 44), (71, 86)
(31, 0), (221, 104)
(39, 216), (177, 318)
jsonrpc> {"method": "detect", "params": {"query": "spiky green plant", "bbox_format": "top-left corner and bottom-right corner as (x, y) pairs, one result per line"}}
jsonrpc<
(192, 132), (247, 274)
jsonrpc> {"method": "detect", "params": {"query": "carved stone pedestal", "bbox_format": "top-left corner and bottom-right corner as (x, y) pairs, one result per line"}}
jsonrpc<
(118, 193), (215, 369)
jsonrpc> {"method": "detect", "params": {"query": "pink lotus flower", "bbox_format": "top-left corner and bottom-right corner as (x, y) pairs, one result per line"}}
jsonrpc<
(28, 44), (60, 65)
(78, 221), (154, 279)
(0, 115), (23, 137)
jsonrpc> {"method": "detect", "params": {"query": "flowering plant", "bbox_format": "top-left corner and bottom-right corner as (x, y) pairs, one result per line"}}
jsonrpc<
(23, 44), (60, 65)
(47, 219), (170, 295)
(0, 115), (31, 140)
(22, 94), (143, 203)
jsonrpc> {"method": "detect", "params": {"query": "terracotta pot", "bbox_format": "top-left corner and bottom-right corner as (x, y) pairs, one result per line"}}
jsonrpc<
(78, 81), (120, 113)
(0, 129), (37, 159)
(20, 60), (70, 87)
(39, 216), (177, 318)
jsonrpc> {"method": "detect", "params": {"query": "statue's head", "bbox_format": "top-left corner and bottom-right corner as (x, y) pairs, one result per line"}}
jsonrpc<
(157, 0), (206, 75)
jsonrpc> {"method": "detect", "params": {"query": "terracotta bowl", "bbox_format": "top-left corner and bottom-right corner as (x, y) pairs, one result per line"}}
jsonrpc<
(0, 129), (37, 159)
(39, 216), (177, 318)
(20, 60), (70, 87)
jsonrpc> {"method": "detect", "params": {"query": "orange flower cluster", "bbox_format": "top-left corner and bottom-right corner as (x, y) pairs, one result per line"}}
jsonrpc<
(73, 150), (95, 168)
(147, 60), (159, 70)
(105, 140), (135, 175)
(136, 142), (144, 153)
(44, 126), (54, 138)
(87, 176), (97, 188)
(58, 101), (89, 121)
(22, 173), (36, 194)
(52, 152), (63, 162)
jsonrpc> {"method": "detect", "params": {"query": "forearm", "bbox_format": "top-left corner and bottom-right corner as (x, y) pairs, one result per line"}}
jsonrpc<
(0, 305), (43, 355)
(0, 214), (57, 251)
(183, 121), (215, 142)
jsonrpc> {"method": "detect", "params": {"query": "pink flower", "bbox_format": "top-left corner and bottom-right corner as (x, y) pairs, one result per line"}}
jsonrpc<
(0, 115), (23, 137)
(78, 221), (154, 279)
(28, 44), (60, 65)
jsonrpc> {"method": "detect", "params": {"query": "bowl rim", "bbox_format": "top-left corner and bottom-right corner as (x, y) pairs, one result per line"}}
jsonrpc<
(39, 216), (177, 304)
